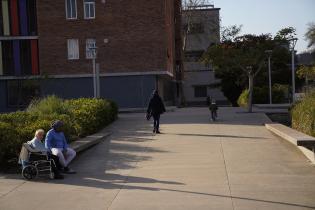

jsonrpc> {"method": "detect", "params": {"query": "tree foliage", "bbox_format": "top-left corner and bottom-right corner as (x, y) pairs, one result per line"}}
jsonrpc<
(297, 65), (315, 80)
(202, 26), (295, 109)
(305, 22), (315, 50)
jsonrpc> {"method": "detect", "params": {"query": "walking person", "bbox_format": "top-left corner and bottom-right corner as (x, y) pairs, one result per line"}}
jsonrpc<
(147, 90), (166, 134)
(45, 120), (76, 174)
(209, 99), (218, 121)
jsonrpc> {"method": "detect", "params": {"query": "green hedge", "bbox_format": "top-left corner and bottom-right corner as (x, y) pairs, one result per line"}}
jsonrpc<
(291, 91), (315, 137)
(0, 96), (118, 167)
(237, 84), (287, 107)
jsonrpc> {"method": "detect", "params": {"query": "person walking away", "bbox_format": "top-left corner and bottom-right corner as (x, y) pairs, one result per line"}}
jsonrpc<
(147, 90), (166, 134)
(209, 100), (218, 121)
(45, 120), (76, 174)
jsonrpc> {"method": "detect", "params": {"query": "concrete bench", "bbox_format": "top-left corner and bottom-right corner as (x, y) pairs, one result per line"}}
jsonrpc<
(265, 123), (315, 164)
(70, 132), (111, 153)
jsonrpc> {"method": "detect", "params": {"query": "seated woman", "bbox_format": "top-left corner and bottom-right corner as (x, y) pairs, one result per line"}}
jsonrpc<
(28, 129), (64, 179)
(45, 120), (76, 174)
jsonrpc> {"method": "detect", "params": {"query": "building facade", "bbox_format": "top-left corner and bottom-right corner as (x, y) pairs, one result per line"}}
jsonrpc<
(0, 0), (181, 112)
(182, 4), (227, 106)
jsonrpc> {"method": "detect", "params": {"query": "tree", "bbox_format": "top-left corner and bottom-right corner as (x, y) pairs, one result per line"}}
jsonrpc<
(274, 27), (297, 41)
(297, 65), (315, 92)
(305, 22), (315, 51)
(203, 26), (298, 111)
(203, 32), (277, 112)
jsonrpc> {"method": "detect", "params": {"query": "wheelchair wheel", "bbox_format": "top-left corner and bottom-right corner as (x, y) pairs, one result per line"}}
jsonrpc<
(22, 165), (38, 180)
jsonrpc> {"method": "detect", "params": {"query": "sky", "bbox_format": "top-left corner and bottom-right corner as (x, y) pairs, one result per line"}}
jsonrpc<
(213, 0), (315, 53)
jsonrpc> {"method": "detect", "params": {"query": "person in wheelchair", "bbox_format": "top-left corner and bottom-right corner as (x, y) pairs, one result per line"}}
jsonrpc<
(27, 129), (64, 179)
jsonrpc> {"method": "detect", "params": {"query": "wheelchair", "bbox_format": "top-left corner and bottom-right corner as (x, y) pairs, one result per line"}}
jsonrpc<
(20, 143), (56, 180)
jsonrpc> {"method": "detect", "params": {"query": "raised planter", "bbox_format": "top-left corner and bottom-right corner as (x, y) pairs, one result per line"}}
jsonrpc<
(70, 132), (111, 153)
(265, 123), (315, 164)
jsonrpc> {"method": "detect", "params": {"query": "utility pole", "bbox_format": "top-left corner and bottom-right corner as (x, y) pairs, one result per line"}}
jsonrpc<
(265, 50), (273, 104)
(289, 38), (298, 103)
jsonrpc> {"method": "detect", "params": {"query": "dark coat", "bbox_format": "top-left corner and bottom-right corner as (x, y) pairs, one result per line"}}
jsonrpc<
(209, 103), (218, 112)
(147, 93), (166, 116)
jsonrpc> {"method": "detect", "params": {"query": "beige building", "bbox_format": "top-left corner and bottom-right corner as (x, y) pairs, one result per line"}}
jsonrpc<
(182, 4), (228, 106)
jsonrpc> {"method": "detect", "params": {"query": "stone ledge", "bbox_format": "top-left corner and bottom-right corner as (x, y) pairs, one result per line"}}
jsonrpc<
(119, 106), (177, 113)
(70, 132), (111, 153)
(265, 123), (315, 164)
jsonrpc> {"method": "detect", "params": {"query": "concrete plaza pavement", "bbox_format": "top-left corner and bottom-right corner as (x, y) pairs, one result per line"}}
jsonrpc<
(1, 107), (315, 210)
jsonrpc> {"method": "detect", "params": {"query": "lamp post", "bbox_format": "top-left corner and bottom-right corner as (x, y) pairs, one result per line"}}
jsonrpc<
(265, 50), (273, 104)
(89, 46), (98, 98)
(288, 38), (298, 103)
(246, 66), (253, 113)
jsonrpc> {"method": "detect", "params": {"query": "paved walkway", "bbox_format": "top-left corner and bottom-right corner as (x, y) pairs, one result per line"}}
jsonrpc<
(1, 107), (315, 210)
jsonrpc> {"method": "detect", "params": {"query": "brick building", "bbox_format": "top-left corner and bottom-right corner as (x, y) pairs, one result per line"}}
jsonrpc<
(0, 0), (182, 112)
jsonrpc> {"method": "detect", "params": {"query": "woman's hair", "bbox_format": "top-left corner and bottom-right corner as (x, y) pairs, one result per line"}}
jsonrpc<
(35, 129), (45, 137)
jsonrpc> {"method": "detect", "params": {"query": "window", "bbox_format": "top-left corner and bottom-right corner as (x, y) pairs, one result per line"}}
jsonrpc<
(184, 51), (204, 62)
(84, 0), (95, 19)
(67, 39), (79, 60)
(20, 40), (32, 75)
(27, 0), (38, 35)
(2, 40), (14, 76)
(66, 0), (77, 19)
(184, 23), (204, 34)
(194, 86), (207, 98)
(86, 39), (96, 59)
(7, 80), (40, 108)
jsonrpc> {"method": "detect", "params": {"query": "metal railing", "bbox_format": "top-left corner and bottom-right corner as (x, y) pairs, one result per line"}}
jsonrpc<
(184, 4), (215, 10)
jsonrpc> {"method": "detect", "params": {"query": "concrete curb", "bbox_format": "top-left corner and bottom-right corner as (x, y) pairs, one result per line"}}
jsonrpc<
(265, 123), (315, 164)
(119, 106), (177, 113)
(70, 132), (112, 153)
(254, 104), (291, 109)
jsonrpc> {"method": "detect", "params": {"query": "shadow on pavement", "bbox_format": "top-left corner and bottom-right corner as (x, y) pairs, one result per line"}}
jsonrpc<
(1, 108), (314, 210)
(164, 133), (269, 139)
(161, 107), (271, 126)
(53, 176), (315, 209)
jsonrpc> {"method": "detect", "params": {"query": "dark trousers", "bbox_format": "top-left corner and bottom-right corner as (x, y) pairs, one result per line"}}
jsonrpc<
(49, 154), (62, 173)
(153, 114), (160, 131)
(211, 111), (217, 120)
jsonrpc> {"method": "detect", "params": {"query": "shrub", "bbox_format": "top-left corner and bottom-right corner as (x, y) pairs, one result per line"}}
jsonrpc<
(291, 91), (315, 137)
(237, 84), (287, 107)
(27, 95), (70, 116)
(0, 96), (118, 167)
(0, 122), (19, 167)
(272, 84), (288, 103)
(66, 98), (118, 137)
(237, 89), (249, 108)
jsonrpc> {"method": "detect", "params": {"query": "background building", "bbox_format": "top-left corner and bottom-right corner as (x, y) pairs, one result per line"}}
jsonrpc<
(0, 0), (181, 112)
(182, 4), (228, 106)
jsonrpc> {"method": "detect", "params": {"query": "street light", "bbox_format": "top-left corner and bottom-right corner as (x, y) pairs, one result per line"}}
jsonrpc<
(89, 39), (109, 98)
(265, 50), (273, 104)
(89, 46), (98, 98)
(288, 38), (298, 103)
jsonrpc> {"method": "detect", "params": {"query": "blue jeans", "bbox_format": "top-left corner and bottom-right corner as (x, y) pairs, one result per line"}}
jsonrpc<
(153, 114), (160, 131)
